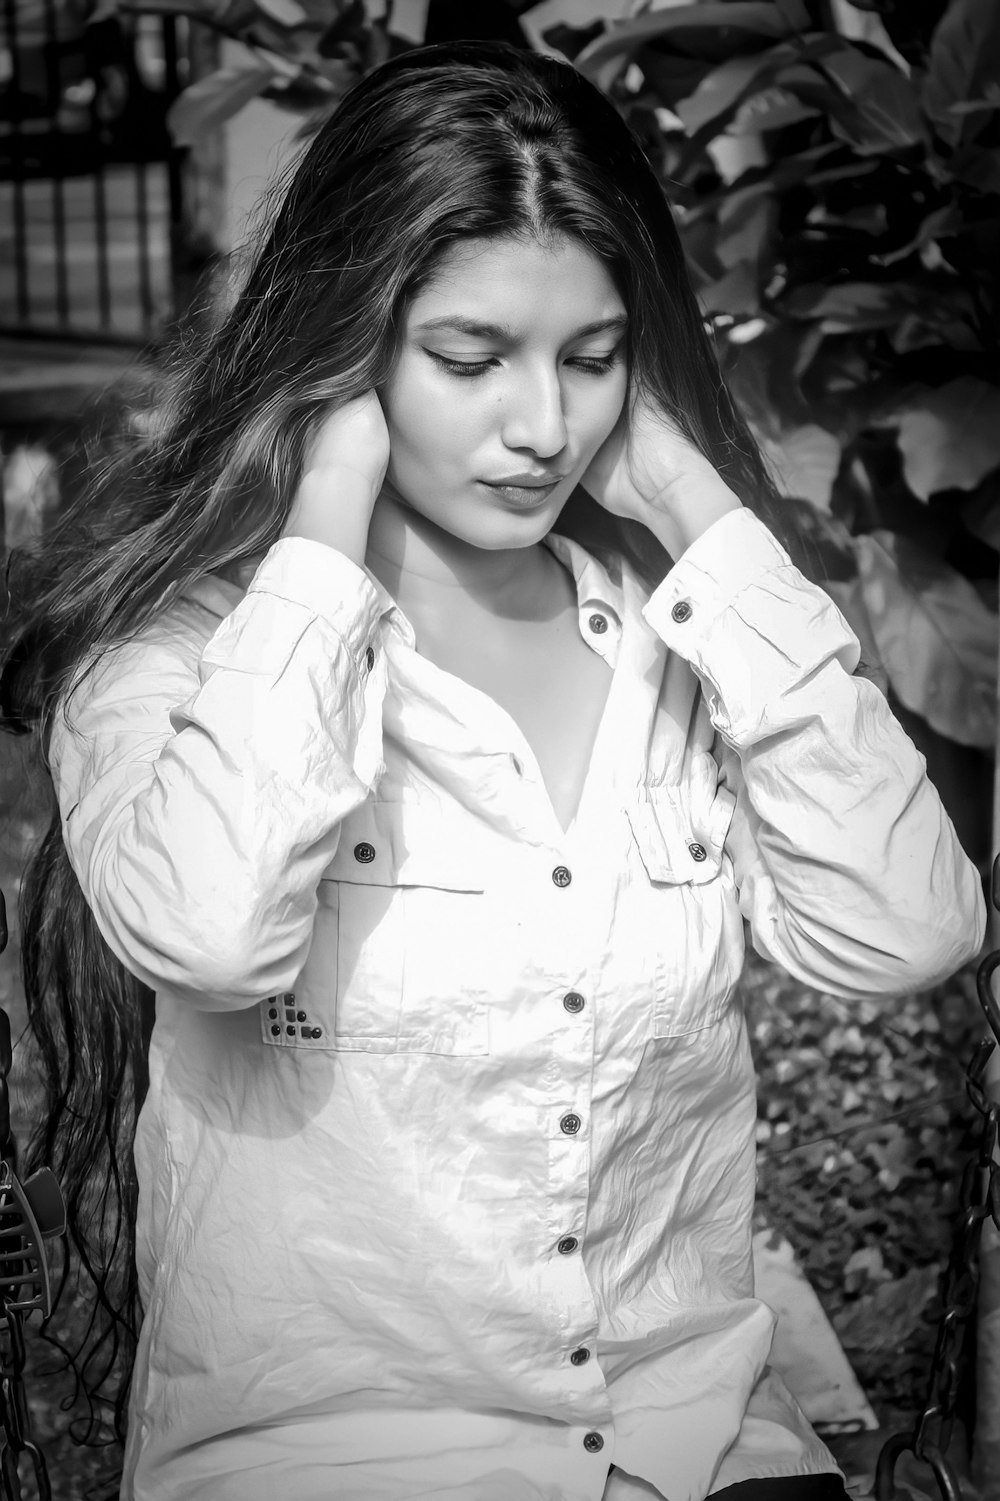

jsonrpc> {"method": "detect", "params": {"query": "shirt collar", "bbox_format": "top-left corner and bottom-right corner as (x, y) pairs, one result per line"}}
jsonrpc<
(544, 531), (624, 626)
(199, 533), (626, 656)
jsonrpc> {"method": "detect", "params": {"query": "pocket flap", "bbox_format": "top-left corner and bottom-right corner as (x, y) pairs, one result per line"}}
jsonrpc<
(323, 802), (486, 892)
(627, 782), (734, 886)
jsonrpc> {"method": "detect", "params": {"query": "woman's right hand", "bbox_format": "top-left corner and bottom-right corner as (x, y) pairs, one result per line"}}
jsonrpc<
(283, 392), (391, 565)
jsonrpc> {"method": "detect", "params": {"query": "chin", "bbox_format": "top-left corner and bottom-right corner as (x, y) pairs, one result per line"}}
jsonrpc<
(462, 509), (562, 551)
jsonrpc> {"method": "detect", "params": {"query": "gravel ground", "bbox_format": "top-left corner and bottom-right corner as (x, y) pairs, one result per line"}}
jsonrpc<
(0, 723), (992, 1500)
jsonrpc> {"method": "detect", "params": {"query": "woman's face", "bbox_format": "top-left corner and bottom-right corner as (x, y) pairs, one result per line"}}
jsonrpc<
(378, 234), (629, 550)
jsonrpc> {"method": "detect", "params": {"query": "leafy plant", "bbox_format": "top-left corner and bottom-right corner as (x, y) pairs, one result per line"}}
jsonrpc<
(100, 0), (1000, 759)
(545, 0), (999, 755)
(109, 0), (412, 140)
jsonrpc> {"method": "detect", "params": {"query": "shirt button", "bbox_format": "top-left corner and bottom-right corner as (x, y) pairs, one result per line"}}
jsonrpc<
(671, 600), (692, 623)
(552, 865), (572, 888)
(588, 613), (608, 634)
(354, 842), (376, 864)
(557, 1236), (579, 1255)
(559, 1112), (582, 1136)
(570, 1347), (590, 1366)
(583, 1432), (605, 1453)
(563, 991), (585, 1014)
(688, 841), (707, 862)
(365, 645), (375, 671)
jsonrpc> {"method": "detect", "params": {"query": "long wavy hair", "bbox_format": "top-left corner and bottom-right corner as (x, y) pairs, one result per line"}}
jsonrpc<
(0, 39), (782, 1454)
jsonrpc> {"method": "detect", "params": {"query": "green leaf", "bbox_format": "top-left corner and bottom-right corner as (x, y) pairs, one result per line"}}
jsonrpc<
(668, 37), (847, 152)
(891, 378), (1000, 499)
(949, 143), (1000, 194)
(870, 204), (959, 267)
(782, 282), (911, 330)
(254, 0), (307, 24)
(757, 423), (842, 508)
(166, 63), (274, 143)
(716, 193), (778, 272)
(923, 0), (1000, 149)
(674, 53), (770, 134)
(316, 0), (365, 55)
(728, 84), (823, 135)
(575, 2), (811, 93)
(815, 50), (927, 154)
(851, 530), (996, 748)
(961, 480), (1000, 552)
(698, 261), (761, 315)
(947, 79), (1000, 114)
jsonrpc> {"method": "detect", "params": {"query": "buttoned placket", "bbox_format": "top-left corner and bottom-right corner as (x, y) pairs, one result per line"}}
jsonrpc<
(535, 844), (615, 1474)
(500, 573), (623, 1474)
(384, 539), (625, 1481)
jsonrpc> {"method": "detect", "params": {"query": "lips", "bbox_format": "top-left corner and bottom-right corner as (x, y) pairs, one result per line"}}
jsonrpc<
(479, 476), (565, 510)
(482, 473), (567, 487)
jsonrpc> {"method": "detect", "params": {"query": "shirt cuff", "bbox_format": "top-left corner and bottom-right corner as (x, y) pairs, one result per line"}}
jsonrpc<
(643, 508), (861, 743)
(245, 536), (391, 666)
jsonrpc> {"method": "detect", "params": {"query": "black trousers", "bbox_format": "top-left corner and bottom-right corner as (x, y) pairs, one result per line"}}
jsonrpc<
(713, 1478), (850, 1501)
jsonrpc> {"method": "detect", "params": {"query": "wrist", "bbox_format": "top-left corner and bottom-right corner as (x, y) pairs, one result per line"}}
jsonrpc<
(283, 467), (377, 567)
(645, 476), (743, 557)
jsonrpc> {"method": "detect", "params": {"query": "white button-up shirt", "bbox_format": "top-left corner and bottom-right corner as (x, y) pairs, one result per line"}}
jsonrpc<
(51, 509), (985, 1501)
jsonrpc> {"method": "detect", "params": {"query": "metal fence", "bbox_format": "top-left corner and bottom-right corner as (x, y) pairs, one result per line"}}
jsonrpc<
(1, 0), (188, 343)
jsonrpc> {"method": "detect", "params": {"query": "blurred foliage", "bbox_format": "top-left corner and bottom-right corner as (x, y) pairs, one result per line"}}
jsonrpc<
(96, 0), (1000, 754)
(549, 0), (1000, 754)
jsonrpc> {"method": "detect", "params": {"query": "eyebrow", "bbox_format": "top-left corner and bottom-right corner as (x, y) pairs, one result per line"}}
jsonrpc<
(413, 314), (629, 341)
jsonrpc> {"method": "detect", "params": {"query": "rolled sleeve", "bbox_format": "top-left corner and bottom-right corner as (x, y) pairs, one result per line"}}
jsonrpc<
(642, 508), (985, 999)
(53, 540), (393, 1008)
(644, 508), (860, 743)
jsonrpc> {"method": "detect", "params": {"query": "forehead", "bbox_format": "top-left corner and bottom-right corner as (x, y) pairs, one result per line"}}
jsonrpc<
(406, 234), (626, 331)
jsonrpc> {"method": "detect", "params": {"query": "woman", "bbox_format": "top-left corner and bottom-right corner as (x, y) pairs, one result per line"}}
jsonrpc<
(2, 39), (984, 1501)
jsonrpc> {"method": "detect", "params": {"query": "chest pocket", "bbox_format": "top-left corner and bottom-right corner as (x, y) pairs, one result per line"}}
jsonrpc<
(625, 767), (743, 1039)
(262, 803), (491, 1056)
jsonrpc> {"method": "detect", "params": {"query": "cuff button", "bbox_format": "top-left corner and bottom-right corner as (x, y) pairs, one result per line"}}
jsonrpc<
(671, 600), (692, 623)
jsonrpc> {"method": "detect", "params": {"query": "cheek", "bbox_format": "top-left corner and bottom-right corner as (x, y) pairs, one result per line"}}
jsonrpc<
(583, 374), (628, 450)
(383, 370), (481, 477)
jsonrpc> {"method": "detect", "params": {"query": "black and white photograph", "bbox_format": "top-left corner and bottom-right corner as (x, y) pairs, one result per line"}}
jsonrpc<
(0, 1), (998, 1498)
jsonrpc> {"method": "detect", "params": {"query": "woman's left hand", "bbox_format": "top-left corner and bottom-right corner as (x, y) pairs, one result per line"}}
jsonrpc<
(581, 389), (743, 559)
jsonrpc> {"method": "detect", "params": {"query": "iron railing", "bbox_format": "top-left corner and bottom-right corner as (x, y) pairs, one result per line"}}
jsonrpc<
(1, 0), (189, 343)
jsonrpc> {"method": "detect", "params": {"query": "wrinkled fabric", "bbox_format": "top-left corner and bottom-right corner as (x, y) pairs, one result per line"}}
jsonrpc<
(50, 509), (985, 1501)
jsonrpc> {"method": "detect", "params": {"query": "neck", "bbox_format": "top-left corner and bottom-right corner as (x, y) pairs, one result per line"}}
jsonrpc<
(365, 489), (555, 621)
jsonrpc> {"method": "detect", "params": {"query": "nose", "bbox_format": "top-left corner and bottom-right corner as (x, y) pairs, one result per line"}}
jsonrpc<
(501, 363), (568, 459)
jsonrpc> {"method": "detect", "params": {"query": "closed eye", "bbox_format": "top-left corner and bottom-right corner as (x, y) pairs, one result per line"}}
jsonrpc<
(428, 353), (497, 379)
(569, 352), (621, 375)
(427, 350), (623, 380)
